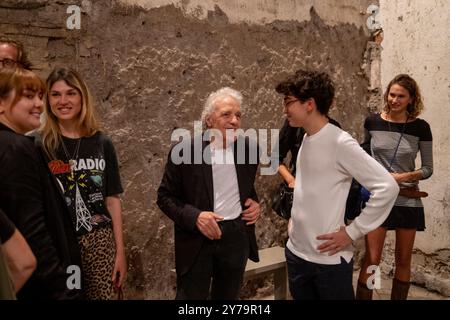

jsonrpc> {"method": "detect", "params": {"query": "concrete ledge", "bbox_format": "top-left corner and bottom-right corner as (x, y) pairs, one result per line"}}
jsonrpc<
(244, 246), (288, 300)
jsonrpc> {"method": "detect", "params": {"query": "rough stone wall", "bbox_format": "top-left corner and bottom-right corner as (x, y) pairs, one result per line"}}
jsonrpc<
(1, 0), (375, 299)
(125, 0), (374, 26)
(377, 0), (450, 296)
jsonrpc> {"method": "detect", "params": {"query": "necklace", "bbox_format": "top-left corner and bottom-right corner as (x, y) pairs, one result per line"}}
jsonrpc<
(61, 137), (81, 178)
(383, 112), (409, 172)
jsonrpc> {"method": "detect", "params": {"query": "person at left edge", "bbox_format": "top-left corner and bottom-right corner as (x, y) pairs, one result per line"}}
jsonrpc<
(0, 67), (81, 299)
(0, 208), (36, 299)
(0, 38), (32, 70)
(157, 87), (260, 300)
(1, 39), (83, 295)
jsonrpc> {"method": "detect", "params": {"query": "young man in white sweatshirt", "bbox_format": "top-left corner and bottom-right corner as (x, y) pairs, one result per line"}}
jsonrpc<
(275, 69), (399, 300)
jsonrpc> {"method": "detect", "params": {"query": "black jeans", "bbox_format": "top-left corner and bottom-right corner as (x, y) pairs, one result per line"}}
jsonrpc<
(285, 247), (354, 300)
(176, 218), (249, 300)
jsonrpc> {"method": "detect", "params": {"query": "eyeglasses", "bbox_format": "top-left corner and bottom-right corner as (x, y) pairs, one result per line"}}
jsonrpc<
(0, 58), (19, 69)
(283, 99), (298, 108)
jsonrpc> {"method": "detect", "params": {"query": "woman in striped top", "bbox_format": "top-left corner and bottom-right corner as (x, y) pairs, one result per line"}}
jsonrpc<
(356, 74), (433, 300)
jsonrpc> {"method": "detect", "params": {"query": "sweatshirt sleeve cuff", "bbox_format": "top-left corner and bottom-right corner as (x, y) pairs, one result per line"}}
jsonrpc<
(345, 223), (364, 241)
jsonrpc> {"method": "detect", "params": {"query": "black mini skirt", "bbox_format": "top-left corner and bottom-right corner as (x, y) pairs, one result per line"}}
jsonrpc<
(382, 206), (425, 231)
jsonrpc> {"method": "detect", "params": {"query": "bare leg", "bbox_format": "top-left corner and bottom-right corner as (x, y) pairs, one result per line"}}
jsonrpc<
(394, 228), (416, 281)
(356, 227), (387, 300)
(358, 227), (388, 284)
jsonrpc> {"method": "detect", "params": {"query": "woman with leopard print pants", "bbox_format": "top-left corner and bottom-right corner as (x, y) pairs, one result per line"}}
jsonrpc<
(38, 68), (127, 300)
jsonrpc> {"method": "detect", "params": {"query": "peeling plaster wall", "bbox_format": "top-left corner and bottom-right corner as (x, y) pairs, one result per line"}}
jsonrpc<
(379, 0), (450, 295)
(1, 0), (376, 299)
(124, 0), (373, 27)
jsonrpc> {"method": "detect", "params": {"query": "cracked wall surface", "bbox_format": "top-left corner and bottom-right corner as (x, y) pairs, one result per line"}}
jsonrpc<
(1, 0), (380, 299)
(124, 0), (374, 26)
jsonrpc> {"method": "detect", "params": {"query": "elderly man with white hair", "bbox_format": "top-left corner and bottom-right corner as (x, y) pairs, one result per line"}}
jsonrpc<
(157, 87), (261, 300)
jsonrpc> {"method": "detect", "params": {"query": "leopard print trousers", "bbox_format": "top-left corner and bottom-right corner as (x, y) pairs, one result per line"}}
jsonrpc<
(78, 226), (116, 300)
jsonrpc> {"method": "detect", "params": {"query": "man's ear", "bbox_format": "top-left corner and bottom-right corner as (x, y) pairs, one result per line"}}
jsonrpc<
(306, 98), (315, 112)
(205, 116), (211, 128)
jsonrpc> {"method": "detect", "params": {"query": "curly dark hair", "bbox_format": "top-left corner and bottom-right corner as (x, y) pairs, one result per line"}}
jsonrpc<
(0, 37), (32, 70)
(275, 69), (335, 115)
(383, 74), (424, 119)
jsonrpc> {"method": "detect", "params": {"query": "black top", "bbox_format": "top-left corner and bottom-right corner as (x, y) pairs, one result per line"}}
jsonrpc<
(0, 122), (81, 299)
(48, 132), (123, 236)
(0, 209), (15, 244)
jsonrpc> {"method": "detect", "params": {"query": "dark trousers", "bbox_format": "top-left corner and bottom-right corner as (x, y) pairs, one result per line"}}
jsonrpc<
(285, 247), (354, 300)
(176, 218), (249, 300)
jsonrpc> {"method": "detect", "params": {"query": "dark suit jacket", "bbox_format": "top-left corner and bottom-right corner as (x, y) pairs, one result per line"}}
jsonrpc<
(157, 135), (260, 276)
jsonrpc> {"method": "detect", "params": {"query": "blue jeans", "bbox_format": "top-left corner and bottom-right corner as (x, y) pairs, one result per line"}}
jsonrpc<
(285, 247), (354, 300)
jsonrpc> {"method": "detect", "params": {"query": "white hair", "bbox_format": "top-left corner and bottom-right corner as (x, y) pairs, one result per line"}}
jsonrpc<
(201, 87), (243, 129)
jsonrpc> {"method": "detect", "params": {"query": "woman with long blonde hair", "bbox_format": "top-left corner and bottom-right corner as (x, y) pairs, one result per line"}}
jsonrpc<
(40, 67), (126, 300)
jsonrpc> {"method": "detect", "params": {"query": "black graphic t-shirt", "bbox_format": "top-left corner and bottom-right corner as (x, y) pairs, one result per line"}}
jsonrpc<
(48, 132), (123, 236)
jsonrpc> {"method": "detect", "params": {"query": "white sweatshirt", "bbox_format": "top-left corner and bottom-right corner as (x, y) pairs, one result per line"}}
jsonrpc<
(286, 123), (399, 265)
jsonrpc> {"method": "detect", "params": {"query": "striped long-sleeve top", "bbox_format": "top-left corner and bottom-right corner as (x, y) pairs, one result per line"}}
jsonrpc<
(363, 113), (433, 208)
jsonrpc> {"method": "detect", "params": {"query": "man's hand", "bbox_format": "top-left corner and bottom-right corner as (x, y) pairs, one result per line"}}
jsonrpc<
(196, 211), (224, 240)
(316, 226), (352, 256)
(241, 198), (260, 225)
